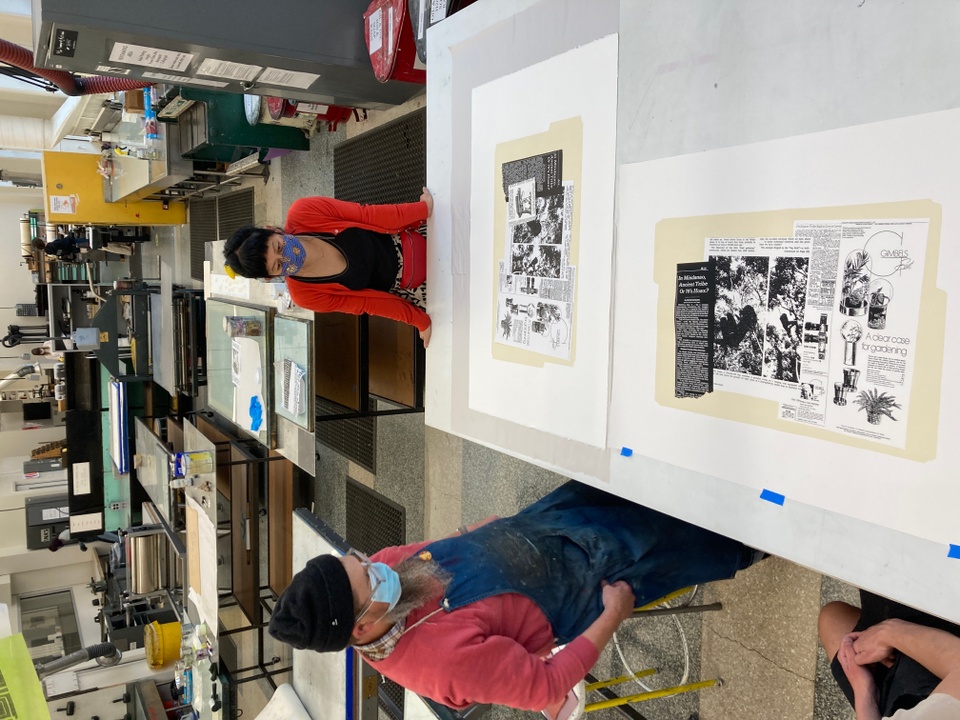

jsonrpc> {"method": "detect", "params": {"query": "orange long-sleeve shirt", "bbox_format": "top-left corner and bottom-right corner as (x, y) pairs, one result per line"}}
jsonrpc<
(283, 197), (431, 331)
(367, 541), (599, 712)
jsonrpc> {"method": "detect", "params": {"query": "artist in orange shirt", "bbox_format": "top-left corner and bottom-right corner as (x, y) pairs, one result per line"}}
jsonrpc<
(224, 189), (433, 345)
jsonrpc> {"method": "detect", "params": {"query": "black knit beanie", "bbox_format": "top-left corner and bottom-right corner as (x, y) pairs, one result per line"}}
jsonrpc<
(268, 554), (355, 652)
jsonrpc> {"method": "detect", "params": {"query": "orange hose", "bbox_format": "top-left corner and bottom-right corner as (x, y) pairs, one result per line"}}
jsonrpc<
(0, 37), (152, 96)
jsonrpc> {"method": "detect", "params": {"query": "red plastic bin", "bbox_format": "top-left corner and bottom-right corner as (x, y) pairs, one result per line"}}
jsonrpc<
(363, 0), (426, 85)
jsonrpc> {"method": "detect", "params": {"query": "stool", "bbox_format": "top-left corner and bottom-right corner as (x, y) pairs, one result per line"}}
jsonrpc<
(579, 673), (718, 715)
(631, 585), (722, 617)
(547, 588), (722, 720)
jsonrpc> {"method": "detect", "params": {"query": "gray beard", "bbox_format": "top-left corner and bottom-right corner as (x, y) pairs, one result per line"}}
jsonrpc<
(382, 557), (451, 624)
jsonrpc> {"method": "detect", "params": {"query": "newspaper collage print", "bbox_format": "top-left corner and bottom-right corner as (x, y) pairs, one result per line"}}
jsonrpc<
(495, 150), (577, 360)
(675, 218), (928, 449)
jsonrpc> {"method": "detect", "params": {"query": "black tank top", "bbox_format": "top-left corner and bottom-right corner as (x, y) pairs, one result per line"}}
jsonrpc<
(293, 229), (398, 291)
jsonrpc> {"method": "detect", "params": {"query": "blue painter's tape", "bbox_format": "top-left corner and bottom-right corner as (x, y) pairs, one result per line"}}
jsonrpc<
(620, 447), (633, 457)
(760, 489), (785, 506)
(948, 545), (960, 560)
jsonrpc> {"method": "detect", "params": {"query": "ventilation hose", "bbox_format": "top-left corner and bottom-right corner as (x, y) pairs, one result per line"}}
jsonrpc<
(0, 38), (152, 96)
(35, 642), (122, 679)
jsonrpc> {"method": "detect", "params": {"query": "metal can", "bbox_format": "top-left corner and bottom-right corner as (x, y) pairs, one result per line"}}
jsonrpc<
(223, 315), (262, 337)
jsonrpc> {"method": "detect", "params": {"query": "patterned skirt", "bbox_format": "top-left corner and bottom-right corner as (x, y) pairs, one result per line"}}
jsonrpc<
(388, 223), (427, 311)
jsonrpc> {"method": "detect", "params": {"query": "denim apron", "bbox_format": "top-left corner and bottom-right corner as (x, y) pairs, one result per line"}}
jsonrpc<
(418, 481), (752, 644)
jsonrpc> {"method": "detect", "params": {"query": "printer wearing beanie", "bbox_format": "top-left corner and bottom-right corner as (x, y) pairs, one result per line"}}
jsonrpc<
(269, 481), (764, 714)
(270, 554), (355, 652)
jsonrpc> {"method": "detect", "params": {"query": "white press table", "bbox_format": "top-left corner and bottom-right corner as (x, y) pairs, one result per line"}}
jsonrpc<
(424, 0), (960, 621)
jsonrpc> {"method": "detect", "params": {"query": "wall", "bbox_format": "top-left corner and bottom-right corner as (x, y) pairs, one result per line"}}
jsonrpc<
(0, 454), (65, 499)
(0, 454), (63, 494)
(0, 373), (51, 399)
(0, 3), (63, 126)
(0, 431), (69, 604)
(0, 542), (87, 597)
(0, 424), (65, 458)
(0, 151), (42, 177)
(0, 192), (46, 369)
(0, 437), (67, 557)
(0, 453), (65, 561)
(0, 115), (48, 150)
(0, 573), (10, 607)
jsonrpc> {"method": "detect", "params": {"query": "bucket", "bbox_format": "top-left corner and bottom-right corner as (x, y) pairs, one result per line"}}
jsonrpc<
(171, 450), (214, 478)
(143, 620), (182, 669)
(261, 97), (314, 130)
(267, 97), (297, 120)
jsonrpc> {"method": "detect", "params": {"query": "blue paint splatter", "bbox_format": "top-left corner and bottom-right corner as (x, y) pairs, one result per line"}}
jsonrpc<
(249, 395), (263, 431)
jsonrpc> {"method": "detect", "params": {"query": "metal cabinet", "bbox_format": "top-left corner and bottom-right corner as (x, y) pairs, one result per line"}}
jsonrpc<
(31, 0), (423, 108)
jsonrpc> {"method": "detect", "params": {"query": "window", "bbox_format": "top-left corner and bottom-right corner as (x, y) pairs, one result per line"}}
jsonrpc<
(18, 590), (81, 664)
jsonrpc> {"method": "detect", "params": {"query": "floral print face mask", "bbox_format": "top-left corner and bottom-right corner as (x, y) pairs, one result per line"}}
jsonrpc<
(278, 232), (305, 276)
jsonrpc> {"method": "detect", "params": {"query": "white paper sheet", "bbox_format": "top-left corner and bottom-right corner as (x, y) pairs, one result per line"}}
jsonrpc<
(612, 108), (960, 545)
(109, 43), (193, 72)
(186, 495), (219, 630)
(43, 672), (79, 697)
(467, 33), (618, 449)
(208, 271), (252, 300)
(231, 337), (264, 432)
(369, 9), (384, 53)
(72, 462), (90, 495)
(259, 68), (320, 90)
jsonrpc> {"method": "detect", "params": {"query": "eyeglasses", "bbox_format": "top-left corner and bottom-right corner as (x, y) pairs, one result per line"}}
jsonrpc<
(347, 548), (385, 622)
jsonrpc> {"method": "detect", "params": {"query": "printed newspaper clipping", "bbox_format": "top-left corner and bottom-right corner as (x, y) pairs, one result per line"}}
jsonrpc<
(495, 150), (577, 360)
(674, 218), (927, 448)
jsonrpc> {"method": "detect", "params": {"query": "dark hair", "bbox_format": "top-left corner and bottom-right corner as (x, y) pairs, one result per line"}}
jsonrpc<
(30, 347), (46, 356)
(223, 225), (273, 278)
(32, 238), (46, 250)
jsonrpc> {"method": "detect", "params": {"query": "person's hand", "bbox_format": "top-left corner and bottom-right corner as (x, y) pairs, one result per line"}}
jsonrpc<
(419, 323), (432, 348)
(581, 580), (637, 653)
(838, 633), (877, 697)
(420, 187), (434, 217)
(600, 580), (635, 624)
(854, 621), (898, 668)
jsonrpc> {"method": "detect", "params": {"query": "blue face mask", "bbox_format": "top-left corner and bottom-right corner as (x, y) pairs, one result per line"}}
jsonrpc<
(368, 562), (402, 612)
(278, 232), (305, 276)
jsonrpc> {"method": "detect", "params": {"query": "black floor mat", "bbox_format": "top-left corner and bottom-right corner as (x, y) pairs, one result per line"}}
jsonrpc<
(314, 396), (377, 473)
(334, 107), (426, 205)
